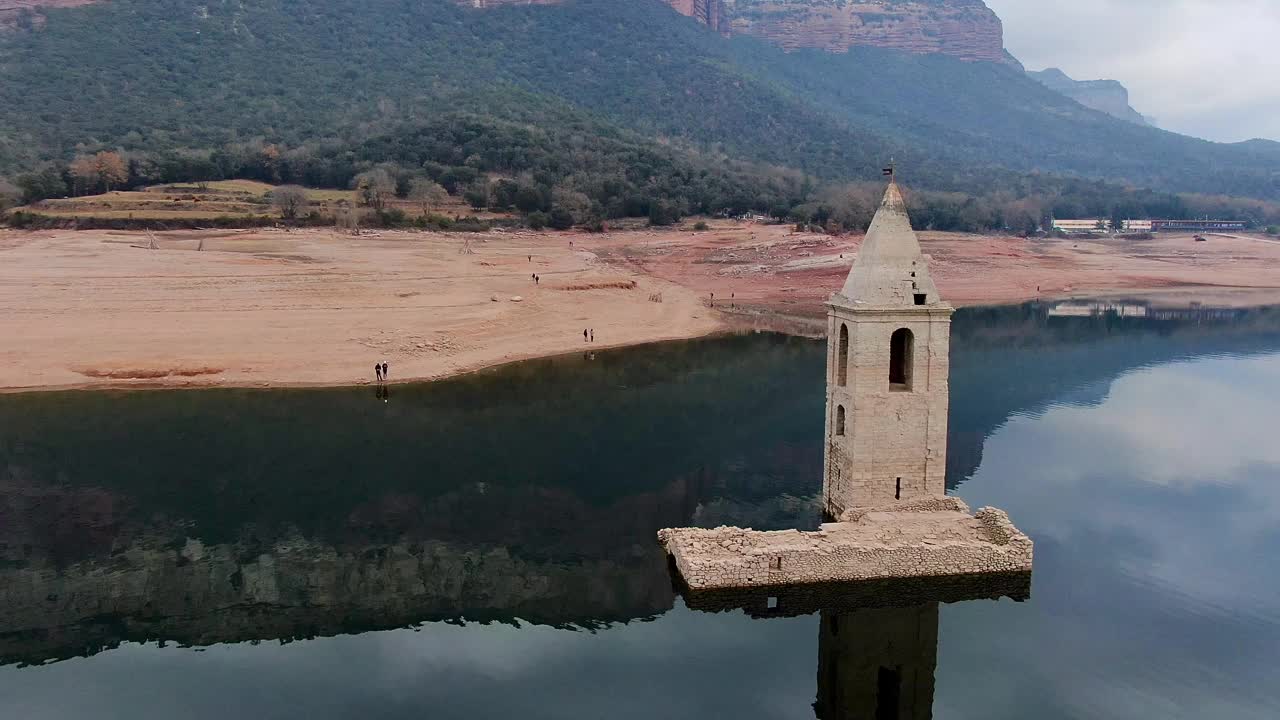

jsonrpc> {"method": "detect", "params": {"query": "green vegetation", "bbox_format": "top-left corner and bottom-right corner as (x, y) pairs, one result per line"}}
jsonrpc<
(1, 0), (1278, 231)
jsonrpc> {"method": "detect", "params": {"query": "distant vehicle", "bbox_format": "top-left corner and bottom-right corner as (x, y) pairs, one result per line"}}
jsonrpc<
(1194, 235), (1207, 242)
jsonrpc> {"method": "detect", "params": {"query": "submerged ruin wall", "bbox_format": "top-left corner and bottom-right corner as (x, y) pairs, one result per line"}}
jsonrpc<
(659, 504), (1033, 590)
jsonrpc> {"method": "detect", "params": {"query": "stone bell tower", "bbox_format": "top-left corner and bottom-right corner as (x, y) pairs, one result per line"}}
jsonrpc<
(823, 179), (953, 518)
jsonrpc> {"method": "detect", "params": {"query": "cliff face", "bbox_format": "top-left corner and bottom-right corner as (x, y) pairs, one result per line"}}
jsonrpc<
(664, 0), (729, 32)
(0, 0), (95, 31)
(452, 0), (1008, 63)
(1028, 68), (1152, 127)
(721, 0), (1009, 62)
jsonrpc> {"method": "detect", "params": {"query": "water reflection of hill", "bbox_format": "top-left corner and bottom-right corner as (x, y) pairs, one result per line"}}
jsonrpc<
(0, 335), (825, 666)
(1, 304), (1278, 667)
(947, 304), (1280, 485)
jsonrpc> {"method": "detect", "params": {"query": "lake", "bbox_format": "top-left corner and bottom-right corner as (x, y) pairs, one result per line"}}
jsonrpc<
(2, 302), (1279, 719)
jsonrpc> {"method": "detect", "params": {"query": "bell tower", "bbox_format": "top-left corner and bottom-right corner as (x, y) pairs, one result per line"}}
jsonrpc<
(823, 179), (953, 518)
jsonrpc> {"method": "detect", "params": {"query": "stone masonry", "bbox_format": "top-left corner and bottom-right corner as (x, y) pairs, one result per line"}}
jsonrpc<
(660, 498), (1033, 589)
(660, 178), (1034, 590)
(824, 180), (951, 517)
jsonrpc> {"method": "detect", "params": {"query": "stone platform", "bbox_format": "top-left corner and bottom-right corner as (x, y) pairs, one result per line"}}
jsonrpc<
(658, 498), (1033, 590)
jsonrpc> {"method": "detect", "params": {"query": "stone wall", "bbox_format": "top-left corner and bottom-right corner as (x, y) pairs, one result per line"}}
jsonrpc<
(679, 571), (1031, 616)
(824, 308), (952, 517)
(659, 504), (1034, 590)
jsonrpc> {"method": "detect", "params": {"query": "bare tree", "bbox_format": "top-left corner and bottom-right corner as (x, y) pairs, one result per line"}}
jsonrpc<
(68, 151), (129, 195)
(408, 177), (448, 216)
(353, 169), (396, 211)
(0, 178), (20, 211)
(271, 185), (309, 221)
(335, 200), (360, 235)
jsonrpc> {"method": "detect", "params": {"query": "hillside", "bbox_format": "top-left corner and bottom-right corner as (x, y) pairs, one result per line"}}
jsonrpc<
(0, 0), (1276, 205)
(1028, 68), (1151, 127)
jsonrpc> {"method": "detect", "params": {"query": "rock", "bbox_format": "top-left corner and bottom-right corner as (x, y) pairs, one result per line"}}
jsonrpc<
(510, 296), (523, 302)
(458, 1), (1012, 64)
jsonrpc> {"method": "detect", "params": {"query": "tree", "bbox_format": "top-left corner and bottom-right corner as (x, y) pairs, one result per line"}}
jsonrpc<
(648, 199), (681, 227)
(271, 185), (309, 221)
(408, 178), (448, 215)
(548, 207), (575, 230)
(514, 184), (547, 213)
(15, 167), (68, 203)
(68, 151), (129, 195)
(0, 178), (20, 211)
(527, 211), (549, 230)
(335, 200), (360, 235)
(353, 168), (395, 211)
(463, 183), (490, 210)
(551, 187), (592, 224)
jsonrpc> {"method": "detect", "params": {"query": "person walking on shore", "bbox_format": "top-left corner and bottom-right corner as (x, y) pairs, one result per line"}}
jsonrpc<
(381, 361), (389, 382)
(374, 363), (383, 383)
(583, 329), (589, 343)
(589, 328), (594, 343)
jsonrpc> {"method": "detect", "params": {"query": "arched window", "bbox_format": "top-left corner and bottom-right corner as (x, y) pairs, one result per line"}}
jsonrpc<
(836, 405), (846, 436)
(890, 328), (913, 390)
(837, 324), (849, 387)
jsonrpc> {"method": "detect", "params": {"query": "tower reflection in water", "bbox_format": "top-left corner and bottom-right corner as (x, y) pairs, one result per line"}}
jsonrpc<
(681, 573), (1031, 720)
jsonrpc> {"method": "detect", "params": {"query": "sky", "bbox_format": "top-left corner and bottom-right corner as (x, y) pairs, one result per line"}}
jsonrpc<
(986, 0), (1280, 143)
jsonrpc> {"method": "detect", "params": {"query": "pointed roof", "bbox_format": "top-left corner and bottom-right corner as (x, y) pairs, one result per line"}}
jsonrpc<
(833, 181), (945, 309)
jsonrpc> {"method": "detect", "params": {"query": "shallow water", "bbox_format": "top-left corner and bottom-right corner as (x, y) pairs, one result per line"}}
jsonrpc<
(2, 303), (1279, 719)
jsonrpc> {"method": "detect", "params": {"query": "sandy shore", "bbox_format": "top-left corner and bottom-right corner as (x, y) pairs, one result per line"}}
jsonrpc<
(587, 224), (1280, 328)
(0, 228), (719, 392)
(2, 223), (1279, 392)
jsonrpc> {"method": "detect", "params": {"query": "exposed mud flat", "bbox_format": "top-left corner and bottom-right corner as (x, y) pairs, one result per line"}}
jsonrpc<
(2, 222), (1278, 392)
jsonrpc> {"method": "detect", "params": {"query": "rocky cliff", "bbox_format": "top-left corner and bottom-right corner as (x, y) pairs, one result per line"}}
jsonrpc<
(1028, 68), (1152, 126)
(665, 0), (730, 32)
(0, 0), (94, 30)
(721, 0), (1009, 62)
(452, 0), (1009, 63)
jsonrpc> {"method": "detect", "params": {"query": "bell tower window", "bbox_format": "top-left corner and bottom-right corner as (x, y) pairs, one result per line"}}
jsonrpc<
(890, 328), (913, 391)
(836, 405), (846, 436)
(837, 323), (849, 387)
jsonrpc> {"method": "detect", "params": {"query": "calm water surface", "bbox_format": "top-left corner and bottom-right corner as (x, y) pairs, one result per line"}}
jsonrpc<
(2, 303), (1279, 719)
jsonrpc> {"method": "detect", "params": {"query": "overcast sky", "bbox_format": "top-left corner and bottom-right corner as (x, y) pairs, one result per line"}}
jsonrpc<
(986, 0), (1280, 143)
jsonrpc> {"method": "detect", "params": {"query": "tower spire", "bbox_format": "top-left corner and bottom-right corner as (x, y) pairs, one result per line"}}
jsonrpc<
(836, 177), (942, 308)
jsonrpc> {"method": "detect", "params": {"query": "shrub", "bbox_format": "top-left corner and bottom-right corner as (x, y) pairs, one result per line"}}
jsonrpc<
(527, 211), (549, 230)
(375, 208), (409, 227)
(548, 207), (575, 230)
(692, 220), (709, 231)
(648, 199), (680, 227)
(1267, 226), (1279, 236)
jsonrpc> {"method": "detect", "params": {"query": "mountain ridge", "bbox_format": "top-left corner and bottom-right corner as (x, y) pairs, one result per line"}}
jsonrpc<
(0, 0), (1277, 206)
(1028, 67), (1151, 127)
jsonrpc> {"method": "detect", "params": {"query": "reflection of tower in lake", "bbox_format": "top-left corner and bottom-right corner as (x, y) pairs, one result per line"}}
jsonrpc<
(680, 574), (1029, 720)
(814, 603), (937, 720)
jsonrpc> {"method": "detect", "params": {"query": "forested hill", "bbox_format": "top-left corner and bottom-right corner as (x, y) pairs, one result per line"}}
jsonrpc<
(0, 0), (1277, 203)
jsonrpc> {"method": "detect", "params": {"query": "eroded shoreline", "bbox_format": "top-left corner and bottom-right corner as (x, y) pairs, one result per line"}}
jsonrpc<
(3, 224), (1279, 394)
